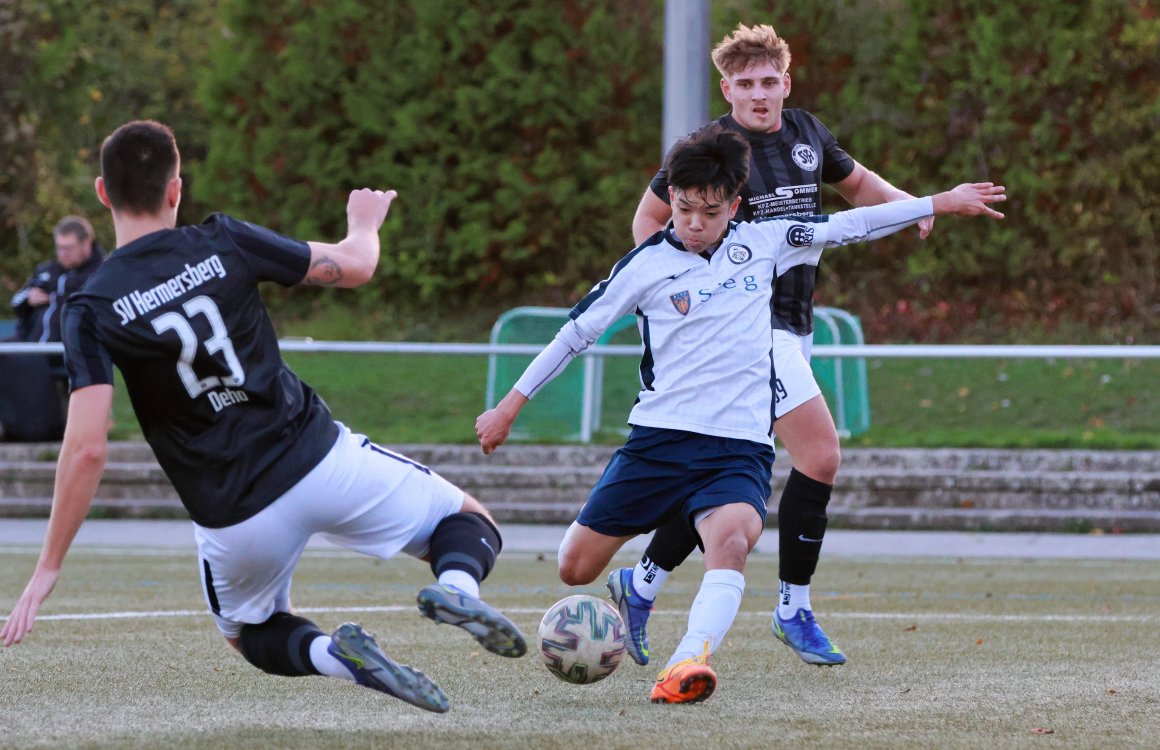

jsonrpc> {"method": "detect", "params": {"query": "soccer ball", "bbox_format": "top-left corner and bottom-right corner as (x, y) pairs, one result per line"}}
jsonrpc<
(537, 594), (627, 684)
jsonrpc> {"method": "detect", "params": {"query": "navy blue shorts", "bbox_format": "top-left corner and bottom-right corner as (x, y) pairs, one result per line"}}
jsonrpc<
(576, 426), (774, 538)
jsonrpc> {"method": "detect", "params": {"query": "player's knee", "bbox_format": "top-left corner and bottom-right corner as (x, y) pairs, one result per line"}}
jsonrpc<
(556, 552), (598, 586)
(703, 531), (751, 570)
(557, 567), (597, 587)
(700, 507), (761, 565)
(458, 493), (492, 520)
(796, 442), (840, 484)
(238, 612), (323, 677)
(428, 511), (502, 582)
(721, 526), (756, 559)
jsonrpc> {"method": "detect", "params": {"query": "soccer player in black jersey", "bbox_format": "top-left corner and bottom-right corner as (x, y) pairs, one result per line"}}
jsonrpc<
(618, 23), (933, 668)
(1, 120), (526, 713)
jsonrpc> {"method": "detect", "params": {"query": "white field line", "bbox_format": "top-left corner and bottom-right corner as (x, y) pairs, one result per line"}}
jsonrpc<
(9, 606), (1156, 624)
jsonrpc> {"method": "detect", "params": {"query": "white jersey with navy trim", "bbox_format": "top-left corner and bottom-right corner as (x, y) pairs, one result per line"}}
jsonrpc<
(514, 198), (934, 447)
(649, 111), (858, 336)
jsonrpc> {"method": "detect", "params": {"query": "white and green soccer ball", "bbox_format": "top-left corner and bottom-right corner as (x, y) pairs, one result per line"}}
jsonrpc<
(537, 594), (627, 684)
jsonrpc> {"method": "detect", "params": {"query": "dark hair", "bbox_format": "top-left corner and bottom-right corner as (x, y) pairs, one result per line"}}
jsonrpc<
(664, 123), (750, 201)
(99, 120), (179, 214)
(53, 215), (94, 242)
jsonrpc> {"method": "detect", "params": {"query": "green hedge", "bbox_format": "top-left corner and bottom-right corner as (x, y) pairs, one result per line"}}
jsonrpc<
(0, 0), (219, 279)
(724, 0), (1160, 340)
(2, 0), (1156, 342)
(194, 0), (663, 319)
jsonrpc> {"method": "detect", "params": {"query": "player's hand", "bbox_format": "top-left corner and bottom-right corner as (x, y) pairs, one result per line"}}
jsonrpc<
(917, 215), (935, 239)
(1, 566), (61, 647)
(26, 288), (50, 307)
(932, 183), (1006, 219)
(475, 408), (513, 455)
(346, 188), (397, 234)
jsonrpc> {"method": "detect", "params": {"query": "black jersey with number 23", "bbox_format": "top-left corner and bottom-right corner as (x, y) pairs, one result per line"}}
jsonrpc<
(62, 214), (338, 528)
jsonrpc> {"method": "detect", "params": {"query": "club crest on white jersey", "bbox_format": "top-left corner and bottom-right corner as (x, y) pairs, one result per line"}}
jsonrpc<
(726, 243), (752, 264)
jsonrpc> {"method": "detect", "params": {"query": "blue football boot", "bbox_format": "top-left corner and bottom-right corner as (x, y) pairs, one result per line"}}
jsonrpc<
(772, 608), (847, 666)
(605, 567), (654, 666)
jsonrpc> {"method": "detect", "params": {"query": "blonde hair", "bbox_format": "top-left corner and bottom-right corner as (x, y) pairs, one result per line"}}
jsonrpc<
(711, 23), (791, 77)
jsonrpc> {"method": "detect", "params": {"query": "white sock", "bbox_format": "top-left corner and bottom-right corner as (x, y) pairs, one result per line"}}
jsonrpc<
(778, 580), (812, 618)
(309, 635), (355, 680)
(631, 556), (667, 602)
(665, 568), (745, 667)
(438, 569), (479, 598)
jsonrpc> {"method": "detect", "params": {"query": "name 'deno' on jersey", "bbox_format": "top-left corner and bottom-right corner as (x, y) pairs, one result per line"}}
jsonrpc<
(208, 387), (250, 413)
(112, 254), (227, 325)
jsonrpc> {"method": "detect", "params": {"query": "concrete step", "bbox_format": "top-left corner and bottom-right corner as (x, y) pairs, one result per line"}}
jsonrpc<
(829, 507), (1160, 533)
(830, 469), (1160, 512)
(5, 462), (1159, 512)
(4, 443), (1160, 532)
(6, 442), (1160, 473)
(8, 498), (1154, 533)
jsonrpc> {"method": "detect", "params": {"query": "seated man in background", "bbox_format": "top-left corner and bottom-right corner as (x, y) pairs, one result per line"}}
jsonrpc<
(0, 216), (105, 441)
(11, 216), (106, 343)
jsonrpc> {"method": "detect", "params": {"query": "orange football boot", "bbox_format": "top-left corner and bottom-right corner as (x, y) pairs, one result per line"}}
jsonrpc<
(649, 642), (716, 704)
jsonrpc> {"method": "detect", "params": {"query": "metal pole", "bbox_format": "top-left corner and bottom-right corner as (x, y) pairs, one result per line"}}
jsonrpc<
(662, 0), (711, 160)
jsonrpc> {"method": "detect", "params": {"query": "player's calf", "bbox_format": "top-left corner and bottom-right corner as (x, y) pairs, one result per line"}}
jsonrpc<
(238, 612), (324, 677)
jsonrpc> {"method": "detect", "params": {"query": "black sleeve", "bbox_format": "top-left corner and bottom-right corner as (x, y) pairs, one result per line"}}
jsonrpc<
(808, 114), (856, 184)
(62, 300), (116, 391)
(648, 167), (671, 204)
(210, 214), (313, 286)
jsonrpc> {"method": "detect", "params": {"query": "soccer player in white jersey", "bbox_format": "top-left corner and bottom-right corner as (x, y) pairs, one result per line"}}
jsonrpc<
(477, 123), (1005, 703)
(1, 120), (526, 714)
(621, 22), (935, 669)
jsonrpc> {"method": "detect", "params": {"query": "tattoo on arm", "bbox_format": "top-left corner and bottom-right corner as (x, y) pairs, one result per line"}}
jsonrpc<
(306, 257), (342, 286)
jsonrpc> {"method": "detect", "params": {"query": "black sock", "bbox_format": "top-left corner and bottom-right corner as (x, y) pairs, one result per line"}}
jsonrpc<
(428, 511), (502, 582)
(777, 468), (833, 585)
(238, 612), (324, 677)
(643, 513), (700, 571)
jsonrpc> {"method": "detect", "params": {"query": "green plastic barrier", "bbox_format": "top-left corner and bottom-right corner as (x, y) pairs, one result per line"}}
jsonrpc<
(810, 307), (871, 437)
(486, 307), (639, 442)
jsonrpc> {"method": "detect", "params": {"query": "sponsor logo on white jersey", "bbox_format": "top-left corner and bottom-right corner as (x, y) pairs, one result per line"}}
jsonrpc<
(786, 225), (815, 247)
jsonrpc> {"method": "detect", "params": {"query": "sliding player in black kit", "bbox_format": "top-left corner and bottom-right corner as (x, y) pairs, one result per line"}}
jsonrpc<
(2, 120), (526, 714)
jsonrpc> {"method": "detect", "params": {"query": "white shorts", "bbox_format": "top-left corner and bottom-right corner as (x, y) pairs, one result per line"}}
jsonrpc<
(194, 424), (465, 638)
(772, 329), (822, 420)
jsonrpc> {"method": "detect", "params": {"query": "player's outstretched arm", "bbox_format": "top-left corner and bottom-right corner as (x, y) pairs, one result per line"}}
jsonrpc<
(476, 390), (529, 455)
(476, 324), (601, 454)
(303, 188), (397, 288)
(931, 183), (1006, 219)
(834, 161), (936, 239)
(2, 385), (113, 648)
